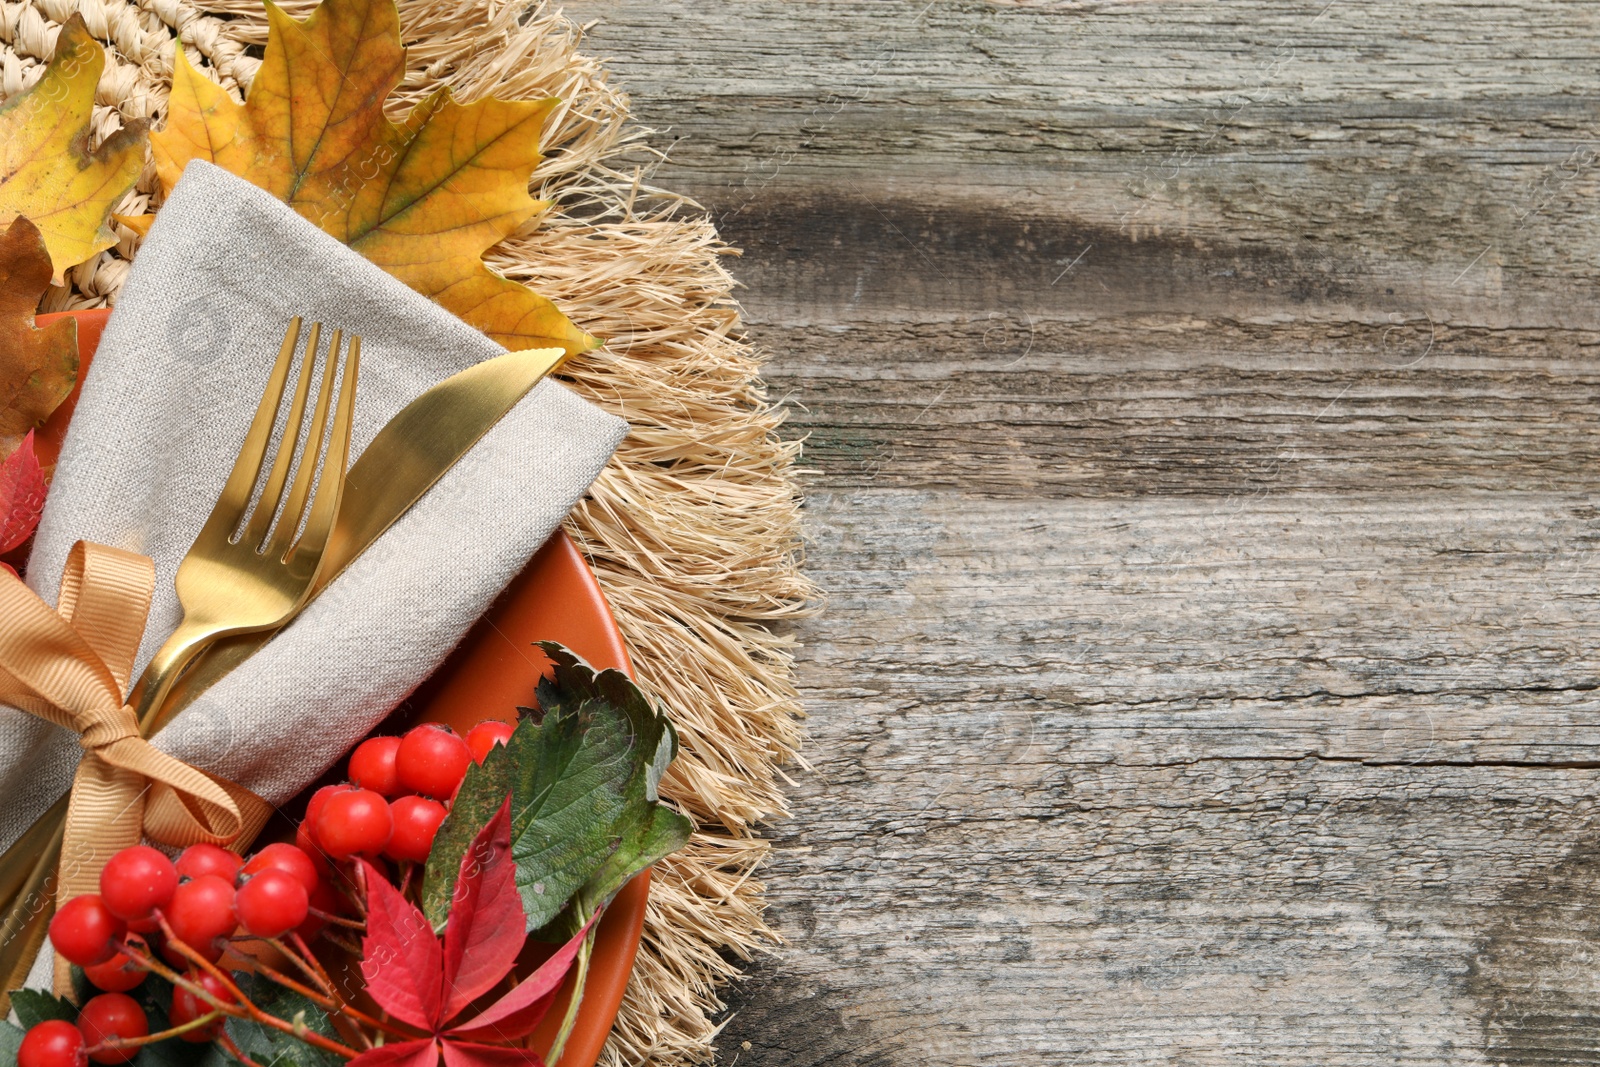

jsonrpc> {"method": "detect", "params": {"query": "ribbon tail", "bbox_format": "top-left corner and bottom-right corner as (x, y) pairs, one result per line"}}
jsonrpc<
(56, 756), (148, 994)
(99, 738), (248, 848)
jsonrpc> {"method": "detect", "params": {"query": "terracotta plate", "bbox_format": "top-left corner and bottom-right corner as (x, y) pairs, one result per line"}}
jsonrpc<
(39, 309), (646, 1067)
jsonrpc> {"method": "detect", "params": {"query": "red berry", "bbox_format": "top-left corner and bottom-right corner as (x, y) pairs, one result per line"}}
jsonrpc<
(396, 724), (472, 800)
(294, 822), (335, 877)
(49, 896), (125, 966)
(465, 720), (515, 764)
(241, 843), (319, 894)
(385, 796), (448, 864)
(98, 846), (178, 925)
(76, 993), (147, 1064)
(315, 786), (393, 858)
(348, 736), (403, 796)
(169, 971), (235, 1042)
(303, 784), (341, 833)
(175, 844), (242, 885)
(234, 869), (309, 939)
(163, 875), (236, 962)
(81, 953), (146, 994)
(18, 1020), (85, 1067)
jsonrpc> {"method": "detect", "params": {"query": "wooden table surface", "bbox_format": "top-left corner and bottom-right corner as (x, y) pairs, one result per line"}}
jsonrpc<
(563, 2), (1600, 1063)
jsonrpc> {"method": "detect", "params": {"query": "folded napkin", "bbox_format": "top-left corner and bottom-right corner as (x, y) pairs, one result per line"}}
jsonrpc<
(0, 160), (626, 876)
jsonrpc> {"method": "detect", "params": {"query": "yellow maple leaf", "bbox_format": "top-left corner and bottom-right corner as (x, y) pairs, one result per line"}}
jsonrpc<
(0, 217), (78, 459)
(152, 0), (598, 356)
(0, 15), (148, 285)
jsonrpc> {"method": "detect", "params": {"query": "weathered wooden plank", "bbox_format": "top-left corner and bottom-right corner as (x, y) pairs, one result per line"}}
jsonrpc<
(794, 491), (1600, 759)
(557, 1), (1600, 1062)
(572, 0), (1600, 320)
(758, 320), (1600, 495)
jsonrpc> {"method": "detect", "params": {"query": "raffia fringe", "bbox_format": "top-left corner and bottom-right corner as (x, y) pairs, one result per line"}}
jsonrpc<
(0, 1), (815, 1062)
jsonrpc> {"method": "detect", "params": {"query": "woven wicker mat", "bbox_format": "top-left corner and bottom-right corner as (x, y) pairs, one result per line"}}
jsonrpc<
(0, 1), (813, 1062)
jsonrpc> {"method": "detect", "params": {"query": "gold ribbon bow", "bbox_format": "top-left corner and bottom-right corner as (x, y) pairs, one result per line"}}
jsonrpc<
(0, 542), (271, 991)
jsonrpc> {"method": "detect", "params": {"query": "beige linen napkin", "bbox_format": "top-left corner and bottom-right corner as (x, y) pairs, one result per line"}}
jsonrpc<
(0, 160), (626, 874)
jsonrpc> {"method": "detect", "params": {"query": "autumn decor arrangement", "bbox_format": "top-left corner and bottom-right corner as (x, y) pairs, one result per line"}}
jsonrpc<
(6, 650), (686, 1067)
(0, 3), (810, 1067)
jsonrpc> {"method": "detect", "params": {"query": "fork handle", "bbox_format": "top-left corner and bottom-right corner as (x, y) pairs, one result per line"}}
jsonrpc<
(127, 619), (226, 736)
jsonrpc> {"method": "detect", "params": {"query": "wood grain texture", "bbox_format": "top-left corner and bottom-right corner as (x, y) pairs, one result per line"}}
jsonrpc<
(560, 1), (1600, 1062)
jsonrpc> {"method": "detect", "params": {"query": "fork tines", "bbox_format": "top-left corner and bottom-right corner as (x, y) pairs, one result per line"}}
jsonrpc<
(215, 316), (360, 560)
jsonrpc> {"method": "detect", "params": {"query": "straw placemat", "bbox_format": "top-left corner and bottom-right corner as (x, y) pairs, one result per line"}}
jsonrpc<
(0, 1), (813, 1063)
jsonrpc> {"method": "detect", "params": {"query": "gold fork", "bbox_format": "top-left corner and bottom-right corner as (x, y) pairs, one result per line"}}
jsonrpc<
(128, 315), (360, 731)
(0, 315), (358, 1002)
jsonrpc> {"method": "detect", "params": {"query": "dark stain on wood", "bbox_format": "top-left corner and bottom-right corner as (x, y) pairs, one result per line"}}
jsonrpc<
(710, 192), (1359, 319)
(1471, 840), (1600, 1063)
(714, 955), (906, 1067)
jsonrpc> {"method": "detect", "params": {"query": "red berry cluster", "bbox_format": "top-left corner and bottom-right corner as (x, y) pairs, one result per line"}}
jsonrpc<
(19, 720), (514, 1067)
(31, 839), (331, 1065)
(300, 721), (512, 865)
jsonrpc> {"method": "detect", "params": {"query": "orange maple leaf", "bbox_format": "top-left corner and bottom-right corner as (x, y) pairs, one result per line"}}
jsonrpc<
(0, 15), (148, 285)
(151, 0), (598, 357)
(0, 217), (78, 460)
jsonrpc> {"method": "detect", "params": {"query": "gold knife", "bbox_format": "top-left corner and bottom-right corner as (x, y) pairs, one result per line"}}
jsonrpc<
(0, 345), (568, 1001)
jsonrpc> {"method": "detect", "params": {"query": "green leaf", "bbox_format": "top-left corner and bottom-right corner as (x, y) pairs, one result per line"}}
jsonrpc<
(559, 801), (690, 937)
(222, 975), (340, 1067)
(423, 643), (691, 933)
(11, 990), (75, 1027)
(533, 645), (680, 806)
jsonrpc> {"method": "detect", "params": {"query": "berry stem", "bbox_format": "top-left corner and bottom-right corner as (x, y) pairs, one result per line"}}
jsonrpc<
(286, 932), (376, 1049)
(115, 937), (209, 994)
(250, 951), (425, 1042)
(396, 861), (415, 899)
(320, 929), (363, 956)
(351, 862), (370, 919)
(289, 933), (337, 993)
(86, 1009), (224, 1053)
(269, 934), (336, 997)
(305, 906), (368, 931)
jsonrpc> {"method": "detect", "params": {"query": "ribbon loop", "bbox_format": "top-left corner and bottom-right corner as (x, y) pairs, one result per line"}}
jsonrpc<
(0, 542), (273, 995)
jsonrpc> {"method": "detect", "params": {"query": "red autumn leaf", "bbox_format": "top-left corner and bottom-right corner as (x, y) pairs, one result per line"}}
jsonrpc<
(441, 797), (523, 1018)
(361, 860), (444, 1029)
(445, 917), (594, 1042)
(0, 430), (46, 555)
(442, 989), (557, 1047)
(440, 1042), (545, 1067)
(349, 1038), (440, 1067)
(357, 803), (593, 1067)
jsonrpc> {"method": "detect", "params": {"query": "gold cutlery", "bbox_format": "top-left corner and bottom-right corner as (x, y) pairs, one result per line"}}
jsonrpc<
(0, 315), (359, 999)
(155, 344), (570, 724)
